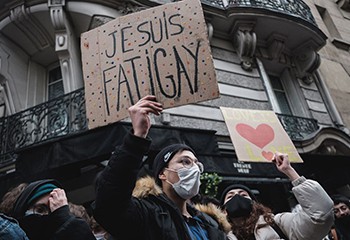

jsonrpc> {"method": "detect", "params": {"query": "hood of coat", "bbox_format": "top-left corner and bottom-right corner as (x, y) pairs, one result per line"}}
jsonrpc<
(194, 203), (231, 233)
(132, 176), (231, 233)
(132, 176), (163, 198)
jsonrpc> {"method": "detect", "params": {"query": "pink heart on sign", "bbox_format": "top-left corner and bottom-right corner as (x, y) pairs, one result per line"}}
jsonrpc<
(235, 123), (275, 149)
(262, 151), (274, 161)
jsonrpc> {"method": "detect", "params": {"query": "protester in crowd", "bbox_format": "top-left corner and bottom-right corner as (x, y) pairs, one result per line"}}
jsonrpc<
(326, 194), (350, 240)
(90, 216), (115, 240)
(0, 212), (29, 240)
(68, 202), (92, 226)
(2, 179), (95, 240)
(93, 95), (228, 239)
(0, 183), (28, 216)
(221, 152), (334, 240)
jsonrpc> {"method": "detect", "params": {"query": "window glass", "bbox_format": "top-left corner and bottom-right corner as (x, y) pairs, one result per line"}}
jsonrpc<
(0, 86), (6, 118)
(269, 75), (292, 115)
(48, 67), (64, 100)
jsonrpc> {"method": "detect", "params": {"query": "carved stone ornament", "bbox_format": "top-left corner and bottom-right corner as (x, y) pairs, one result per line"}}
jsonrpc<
(337, 0), (350, 11)
(293, 47), (320, 79)
(235, 30), (256, 71)
(231, 21), (257, 71)
(267, 33), (286, 60)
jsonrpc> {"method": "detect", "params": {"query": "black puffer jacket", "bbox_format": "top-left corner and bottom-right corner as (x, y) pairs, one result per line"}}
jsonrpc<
(93, 132), (227, 240)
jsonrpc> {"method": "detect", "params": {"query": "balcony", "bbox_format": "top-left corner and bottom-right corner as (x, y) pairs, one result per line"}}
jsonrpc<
(200, 0), (326, 74)
(0, 89), (87, 168)
(202, 0), (316, 25)
(0, 88), (319, 168)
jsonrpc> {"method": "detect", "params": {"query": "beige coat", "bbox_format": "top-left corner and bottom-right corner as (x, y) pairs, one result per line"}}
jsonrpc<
(227, 177), (334, 240)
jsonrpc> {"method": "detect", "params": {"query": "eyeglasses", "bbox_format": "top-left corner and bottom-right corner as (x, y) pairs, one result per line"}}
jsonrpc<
(178, 157), (204, 173)
(25, 203), (51, 216)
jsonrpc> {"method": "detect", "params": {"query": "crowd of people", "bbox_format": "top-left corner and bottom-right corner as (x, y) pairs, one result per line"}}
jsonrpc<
(0, 95), (348, 239)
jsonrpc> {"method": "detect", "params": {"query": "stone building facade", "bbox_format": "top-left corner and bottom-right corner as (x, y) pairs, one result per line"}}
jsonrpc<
(0, 0), (349, 210)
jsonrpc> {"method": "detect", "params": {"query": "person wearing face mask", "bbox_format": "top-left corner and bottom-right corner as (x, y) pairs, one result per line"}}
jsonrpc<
(9, 179), (95, 240)
(93, 95), (228, 240)
(325, 194), (350, 240)
(221, 153), (334, 240)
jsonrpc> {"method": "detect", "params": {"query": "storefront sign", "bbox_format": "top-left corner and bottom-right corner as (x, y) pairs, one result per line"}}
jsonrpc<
(81, 0), (219, 129)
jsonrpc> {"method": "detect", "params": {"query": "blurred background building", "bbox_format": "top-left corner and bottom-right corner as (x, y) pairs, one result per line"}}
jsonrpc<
(0, 0), (350, 212)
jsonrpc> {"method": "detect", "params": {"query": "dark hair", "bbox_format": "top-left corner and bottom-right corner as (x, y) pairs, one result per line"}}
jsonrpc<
(229, 202), (274, 239)
(0, 183), (28, 216)
(331, 194), (350, 208)
(68, 202), (91, 225)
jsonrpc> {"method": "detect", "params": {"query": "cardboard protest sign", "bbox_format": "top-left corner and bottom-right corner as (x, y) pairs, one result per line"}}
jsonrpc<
(220, 107), (303, 163)
(81, 0), (219, 129)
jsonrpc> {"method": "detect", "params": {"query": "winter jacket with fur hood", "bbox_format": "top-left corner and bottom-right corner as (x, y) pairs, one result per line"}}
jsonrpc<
(227, 177), (334, 240)
(93, 132), (228, 240)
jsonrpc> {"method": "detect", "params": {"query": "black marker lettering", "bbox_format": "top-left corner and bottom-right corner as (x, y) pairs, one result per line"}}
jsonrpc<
(150, 19), (163, 44)
(154, 48), (176, 98)
(105, 30), (118, 58)
(182, 41), (200, 92)
(117, 64), (134, 111)
(102, 66), (116, 115)
(137, 21), (151, 47)
(145, 53), (156, 95)
(173, 46), (194, 96)
(124, 56), (142, 100)
(121, 26), (134, 53)
(163, 11), (169, 40)
(169, 14), (184, 36)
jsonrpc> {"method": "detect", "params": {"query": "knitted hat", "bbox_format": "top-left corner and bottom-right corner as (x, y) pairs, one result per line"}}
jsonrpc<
(220, 184), (257, 205)
(331, 194), (350, 208)
(152, 144), (195, 185)
(12, 179), (61, 218)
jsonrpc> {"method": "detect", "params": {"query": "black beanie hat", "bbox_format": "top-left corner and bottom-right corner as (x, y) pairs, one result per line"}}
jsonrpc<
(153, 144), (195, 185)
(331, 194), (350, 208)
(12, 179), (62, 218)
(220, 184), (257, 205)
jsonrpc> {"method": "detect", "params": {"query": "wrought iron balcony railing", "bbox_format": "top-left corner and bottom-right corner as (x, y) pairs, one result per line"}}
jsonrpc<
(0, 88), (87, 166)
(277, 113), (319, 140)
(201, 0), (316, 26)
(0, 88), (319, 166)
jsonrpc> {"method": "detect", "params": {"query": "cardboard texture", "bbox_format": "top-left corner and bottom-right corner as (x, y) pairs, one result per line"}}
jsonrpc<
(220, 107), (303, 163)
(81, 0), (219, 129)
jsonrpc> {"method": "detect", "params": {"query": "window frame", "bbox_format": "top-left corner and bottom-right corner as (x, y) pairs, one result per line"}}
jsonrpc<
(257, 58), (311, 117)
(47, 64), (64, 101)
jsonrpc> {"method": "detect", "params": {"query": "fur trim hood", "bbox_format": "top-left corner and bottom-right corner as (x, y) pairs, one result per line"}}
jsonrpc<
(132, 176), (231, 233)
(194, 203), (231, 233)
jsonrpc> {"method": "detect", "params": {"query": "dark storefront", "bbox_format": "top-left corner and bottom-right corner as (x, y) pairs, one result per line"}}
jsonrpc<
(1, 123), (349, 214)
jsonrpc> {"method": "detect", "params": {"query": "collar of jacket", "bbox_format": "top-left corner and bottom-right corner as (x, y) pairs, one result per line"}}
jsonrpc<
(132, 176), (231, 233)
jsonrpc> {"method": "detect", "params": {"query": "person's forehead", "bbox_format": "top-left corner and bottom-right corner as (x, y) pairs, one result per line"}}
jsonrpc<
(227, 188), (249, 196)
(33, 193), (50, 205)
(334, 202), (349, 209)
(169, 150), (197, 162)
(224, 189), (250, 203)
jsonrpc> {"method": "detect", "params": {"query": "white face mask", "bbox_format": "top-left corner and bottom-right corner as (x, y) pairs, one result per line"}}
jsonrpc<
(166, 165), (201, 200)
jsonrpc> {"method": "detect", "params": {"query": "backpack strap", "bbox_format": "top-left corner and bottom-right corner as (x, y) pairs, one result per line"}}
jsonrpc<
(331, 228), (338, 240)
(271, 223), (289, 240)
